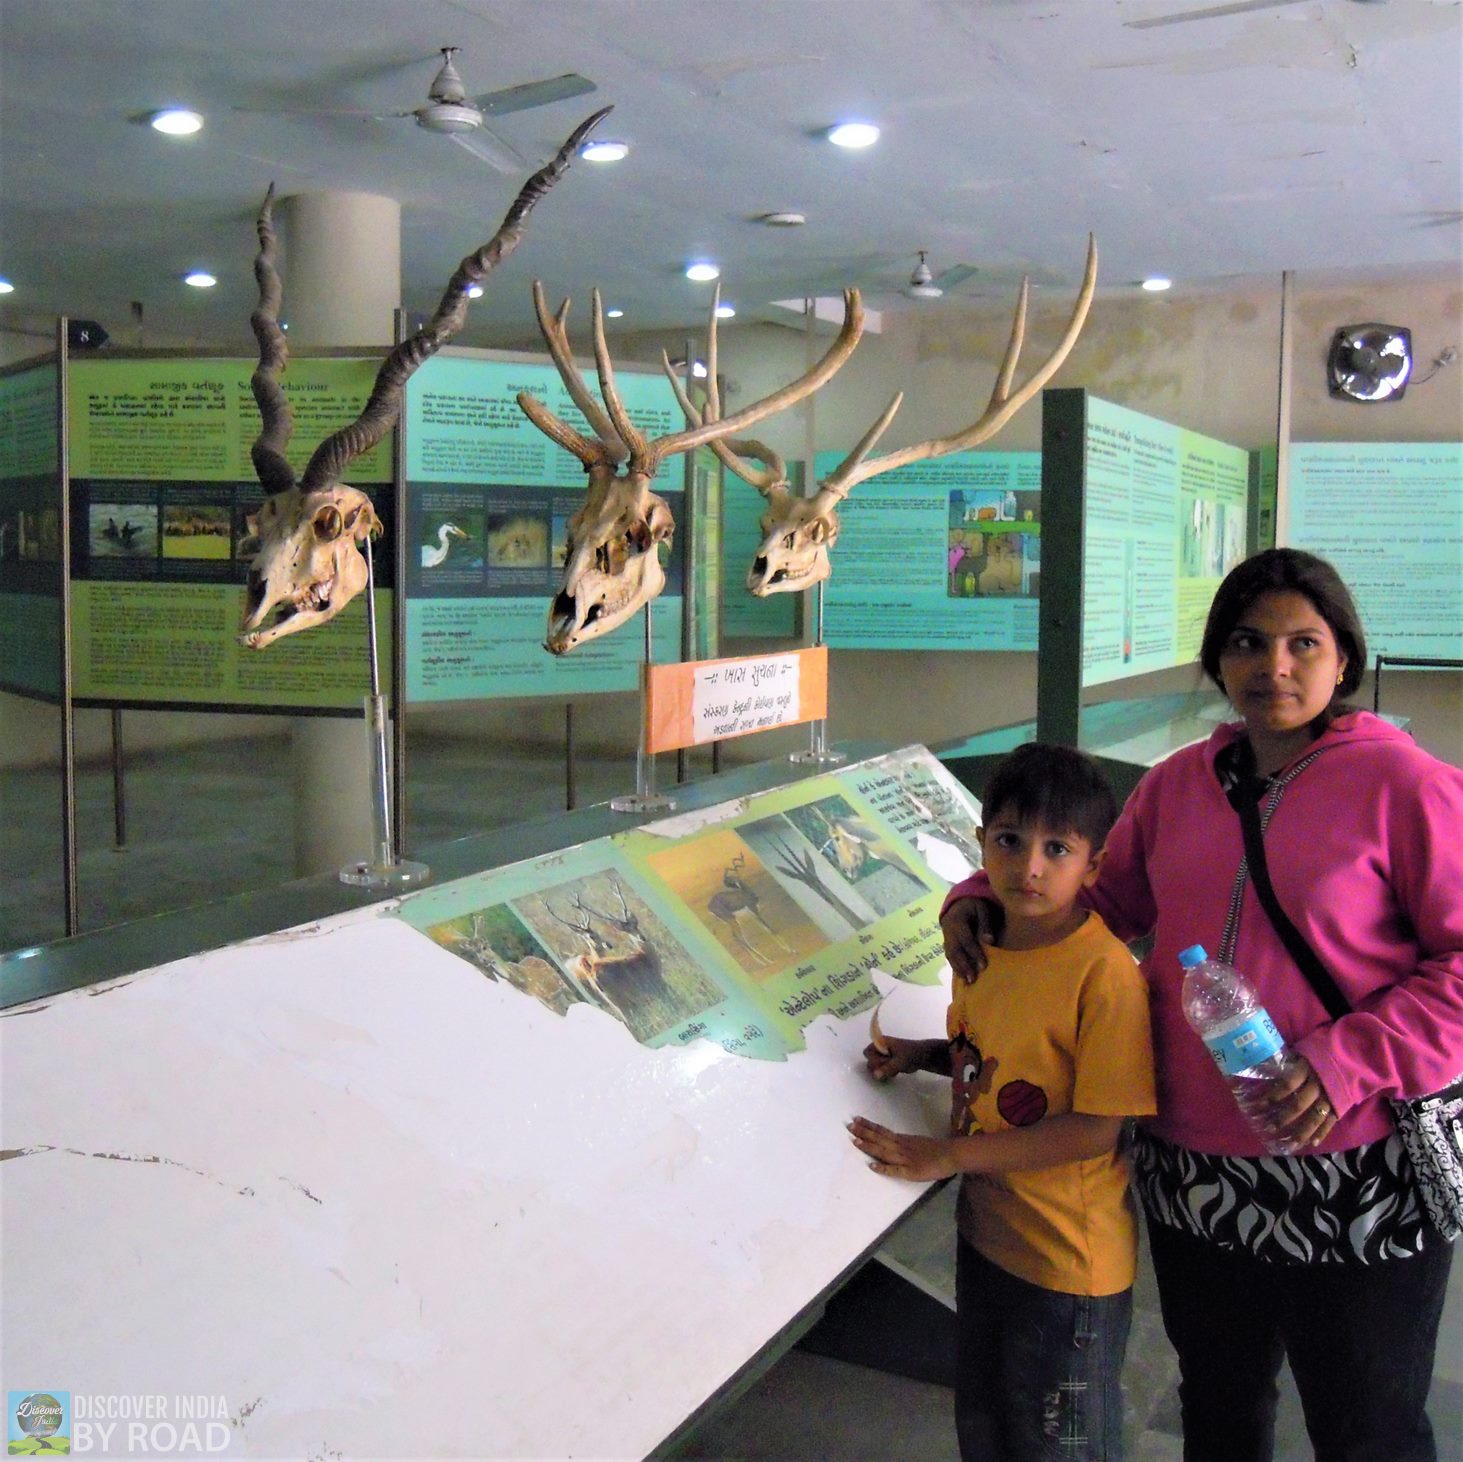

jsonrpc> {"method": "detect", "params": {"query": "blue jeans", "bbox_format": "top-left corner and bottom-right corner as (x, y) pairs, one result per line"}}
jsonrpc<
(1146, 1217), (1455, 1462)
(955, 1238), (1132, 1461)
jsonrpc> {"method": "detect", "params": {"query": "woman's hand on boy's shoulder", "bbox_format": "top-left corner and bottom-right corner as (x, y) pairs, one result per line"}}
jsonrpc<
(847, 1115), (958, 1183)
(941, 894), (1001, 984)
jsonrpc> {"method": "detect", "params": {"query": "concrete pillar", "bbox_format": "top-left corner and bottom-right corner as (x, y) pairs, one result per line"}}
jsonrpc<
(277, 191), (400, 876)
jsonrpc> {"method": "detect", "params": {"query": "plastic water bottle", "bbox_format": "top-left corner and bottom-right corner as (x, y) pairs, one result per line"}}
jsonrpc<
(1179, 944), (1301, 1154)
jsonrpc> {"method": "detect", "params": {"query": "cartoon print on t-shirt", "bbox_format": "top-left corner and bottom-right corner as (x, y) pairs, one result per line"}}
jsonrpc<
(949, 1023), (999, 1136)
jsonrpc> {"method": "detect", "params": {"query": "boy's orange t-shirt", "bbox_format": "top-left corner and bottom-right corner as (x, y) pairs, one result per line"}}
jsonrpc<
(947, 910), (1156, 1296)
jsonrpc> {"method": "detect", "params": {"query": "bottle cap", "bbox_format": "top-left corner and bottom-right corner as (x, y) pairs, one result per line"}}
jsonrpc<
(1178, 944), (1208, 968)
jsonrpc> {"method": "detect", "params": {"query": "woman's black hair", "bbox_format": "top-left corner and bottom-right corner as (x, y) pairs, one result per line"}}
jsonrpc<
(980, 743), (1119, 851)
(1199, 549), (1368, 711)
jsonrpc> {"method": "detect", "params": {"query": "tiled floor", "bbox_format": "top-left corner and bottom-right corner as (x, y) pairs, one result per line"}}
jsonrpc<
(4, 733), (1461, 1460)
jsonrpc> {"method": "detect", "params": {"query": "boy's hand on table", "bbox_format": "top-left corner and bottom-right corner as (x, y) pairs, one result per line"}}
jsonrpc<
(847, 1115), (957, 1182)
(863, 1035), (922, 1082)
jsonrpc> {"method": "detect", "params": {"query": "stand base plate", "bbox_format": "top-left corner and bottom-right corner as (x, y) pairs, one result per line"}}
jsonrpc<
(609, 793), (677, 814)
(788, 749), (846, 766)
(339, 859), (431, 890)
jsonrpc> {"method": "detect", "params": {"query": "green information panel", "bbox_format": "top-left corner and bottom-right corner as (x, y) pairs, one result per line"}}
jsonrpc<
(68, 358), (391, 483)
(1289, 442), (1462, 660)
(815, 451), (1041, 650)
(403, 354), (689, 701)
(66, 355), (392, 712)
(0, 362), (62, 699)
(1081, 398), (1249, 687)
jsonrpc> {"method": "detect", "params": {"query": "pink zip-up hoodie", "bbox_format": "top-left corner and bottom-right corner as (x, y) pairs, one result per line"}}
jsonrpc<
(944, 712), (1463, 1156)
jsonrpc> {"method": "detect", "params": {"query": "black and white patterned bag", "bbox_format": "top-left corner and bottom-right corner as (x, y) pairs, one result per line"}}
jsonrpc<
(1393, 1078), (1463, 1240)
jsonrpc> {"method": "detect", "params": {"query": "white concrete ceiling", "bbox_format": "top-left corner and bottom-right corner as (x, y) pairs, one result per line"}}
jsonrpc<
(0, 0), (1458, 348)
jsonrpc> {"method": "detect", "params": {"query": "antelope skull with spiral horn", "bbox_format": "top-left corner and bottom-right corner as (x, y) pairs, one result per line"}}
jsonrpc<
(670, 237), (1097, 596)
(238, 106), (611, 648)
(515, 283), (865, 653)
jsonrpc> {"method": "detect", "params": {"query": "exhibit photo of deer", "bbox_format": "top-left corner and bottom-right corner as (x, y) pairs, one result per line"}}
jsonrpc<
(420, 511), (482, 572)
(162, 504), (232, 560)
(427, 903), (578, 1017)
(88, 503), (157, 559)
(511, 870), (721, 1044)
(645, 829), (827, 979)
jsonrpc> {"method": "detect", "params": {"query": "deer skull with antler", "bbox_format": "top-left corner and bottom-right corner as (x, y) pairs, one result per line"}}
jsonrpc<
(516, 283), (866, 653)
(238, 106), (612, 648)
(670, 238), (1097, 596)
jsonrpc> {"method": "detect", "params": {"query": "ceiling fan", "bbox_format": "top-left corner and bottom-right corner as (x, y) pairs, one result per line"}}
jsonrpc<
(904, 251), (983, 301)
(238, 48), (597, 173)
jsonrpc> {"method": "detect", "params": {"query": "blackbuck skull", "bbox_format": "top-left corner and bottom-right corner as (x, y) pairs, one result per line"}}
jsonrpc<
(517, 282), (865, 653)
(238, 106), (611, 648)
(672, 237), (1098, 597)
(241, 488), (380, 647)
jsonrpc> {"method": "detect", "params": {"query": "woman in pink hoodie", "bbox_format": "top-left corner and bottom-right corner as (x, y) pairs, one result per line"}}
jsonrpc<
(942, 549), (1463, 1462)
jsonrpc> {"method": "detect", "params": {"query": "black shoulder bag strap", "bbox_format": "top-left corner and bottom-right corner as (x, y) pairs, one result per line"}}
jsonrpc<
(1226, 775), (1351, 1020)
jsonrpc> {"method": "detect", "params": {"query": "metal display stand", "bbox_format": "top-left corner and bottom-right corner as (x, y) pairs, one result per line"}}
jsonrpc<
(789, 580), (844, 766)
(610, 605), (676, 813)
(339, 539), (430, 889)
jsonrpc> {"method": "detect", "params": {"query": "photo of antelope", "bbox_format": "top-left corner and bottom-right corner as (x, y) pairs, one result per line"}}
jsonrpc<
(644, 828), (827, 979)
(162, 504), (231, 560)
(427, 903), (578, 1018)
(88, 503), (157, 559)
(512, 869), (721, 1043)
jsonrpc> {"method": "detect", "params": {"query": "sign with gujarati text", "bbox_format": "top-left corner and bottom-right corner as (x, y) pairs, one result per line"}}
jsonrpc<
(644, 647), (827, 753)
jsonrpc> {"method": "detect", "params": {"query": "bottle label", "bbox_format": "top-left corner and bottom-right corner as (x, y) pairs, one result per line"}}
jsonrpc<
(1202, 1011), (1285, 1075)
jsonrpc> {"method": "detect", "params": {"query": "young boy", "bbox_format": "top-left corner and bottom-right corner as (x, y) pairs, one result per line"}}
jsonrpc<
(848, 743), (1155, 1462)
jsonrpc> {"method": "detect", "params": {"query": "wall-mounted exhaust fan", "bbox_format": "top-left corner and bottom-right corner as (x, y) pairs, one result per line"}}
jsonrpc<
(1327, 323), (1412, 403)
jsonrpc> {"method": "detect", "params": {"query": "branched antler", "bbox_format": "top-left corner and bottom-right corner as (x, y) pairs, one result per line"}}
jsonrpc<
(700, 236), (1098, 596)
(518, 282), (864, 652)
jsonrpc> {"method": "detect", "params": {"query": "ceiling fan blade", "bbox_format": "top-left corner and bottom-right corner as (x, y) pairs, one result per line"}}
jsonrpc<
(473, 72), (597, 117)
(448, 126), (528, 174)
(1126, 0), (1311, 28)
(933, 264), (981, 291)
(234, 106), (414, 119)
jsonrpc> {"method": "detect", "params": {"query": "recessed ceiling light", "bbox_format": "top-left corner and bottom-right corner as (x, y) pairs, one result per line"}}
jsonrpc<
(466, 284), (484, 299)
(606, 307), (625, 319)
(580, 139), (629, 163)
(183, 271), (217, 289)
(149, 108), (204, 136)
(1141, 276), (1172, 292)
(685, 262), (720, 282)
(691, 360), (708, 379)
(0, 279), (13, 295)
(715, 303), (736, 319)
(826, 121), (880, 150)
(759, 212), (806, 227)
